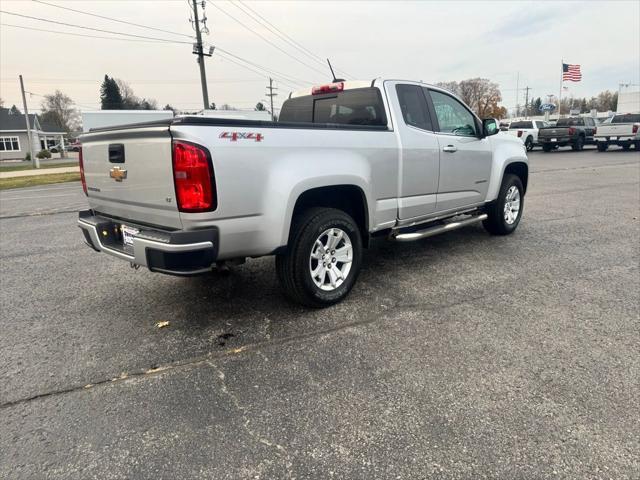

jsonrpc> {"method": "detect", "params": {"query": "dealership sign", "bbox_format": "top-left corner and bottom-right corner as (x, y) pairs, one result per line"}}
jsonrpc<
(539, 103), (556, 112)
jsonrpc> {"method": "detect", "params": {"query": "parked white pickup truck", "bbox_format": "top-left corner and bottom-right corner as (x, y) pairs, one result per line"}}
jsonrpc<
(78, 79), (529, 307)
(507, 120), (549, 151)
(594, 113), (640, 151)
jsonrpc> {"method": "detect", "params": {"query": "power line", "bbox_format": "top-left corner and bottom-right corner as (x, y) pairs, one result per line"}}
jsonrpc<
(31, 0), (195, 39)
(0, 23), (174, 43)
(0, 76), (266, 84)
(213, 50), (300, 91)
(206, 1), (328, 79)
(0, 10), (192, 44)
(234, 0), (354, 79)
(212, 45), (312, 87)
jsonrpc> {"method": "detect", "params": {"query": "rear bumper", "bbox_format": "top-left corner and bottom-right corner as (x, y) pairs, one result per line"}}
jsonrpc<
(78, 210), (218, 276)
(595, 136), (639, 143)
(540, 136), (572, 144)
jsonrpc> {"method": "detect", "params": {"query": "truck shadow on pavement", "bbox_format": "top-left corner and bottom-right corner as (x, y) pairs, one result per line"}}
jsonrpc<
(147, 225), (496, 340)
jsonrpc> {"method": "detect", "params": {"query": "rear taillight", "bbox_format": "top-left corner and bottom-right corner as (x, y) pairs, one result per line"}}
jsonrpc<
(172, 140), (215, 212)
(78, 146), (87, 195)
(517, 130), (523, 137)
(312, 82), (344, 95)
(568, 127), (576, 135)
(633, 124), (639, 134)
(593, 127), (597, 135)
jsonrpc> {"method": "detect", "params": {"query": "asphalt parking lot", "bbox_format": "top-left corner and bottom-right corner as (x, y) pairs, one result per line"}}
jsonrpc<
(1, 146), (638, 479)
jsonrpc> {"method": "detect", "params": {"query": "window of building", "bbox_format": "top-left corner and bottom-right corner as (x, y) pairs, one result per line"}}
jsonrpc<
(0, 136), (21, 152)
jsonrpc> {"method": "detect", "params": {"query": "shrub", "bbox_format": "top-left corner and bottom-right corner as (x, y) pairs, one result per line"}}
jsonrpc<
(25, 152), (31, 161)
(36, 149), (52, 159)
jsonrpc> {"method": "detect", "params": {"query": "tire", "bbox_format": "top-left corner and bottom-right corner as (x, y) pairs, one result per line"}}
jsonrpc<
(635, 142), (640, 150)
(542, 143), (552, 152)
(276, 207), (362, 307)
(525, 136), (534, 151)
(483, 174), (524, 236)
(597, 142), (608, 152)
(622, 144), (631, 151)
(571, 136), (584, 151)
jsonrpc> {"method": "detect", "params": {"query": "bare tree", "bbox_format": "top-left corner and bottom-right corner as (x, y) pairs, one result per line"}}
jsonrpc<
(40, 90), (79, 132)
(435, 78), (505, 118)
(115, 78), (139, 109)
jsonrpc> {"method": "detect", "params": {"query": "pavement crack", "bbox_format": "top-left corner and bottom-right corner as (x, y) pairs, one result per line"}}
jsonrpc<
(208, 361), (293, 475)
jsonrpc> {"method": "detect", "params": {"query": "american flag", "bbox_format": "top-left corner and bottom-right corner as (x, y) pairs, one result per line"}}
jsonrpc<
(562, 63), (582, 82)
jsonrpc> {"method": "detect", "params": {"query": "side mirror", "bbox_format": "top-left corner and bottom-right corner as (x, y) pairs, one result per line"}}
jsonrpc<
(482, 118), (500, 136)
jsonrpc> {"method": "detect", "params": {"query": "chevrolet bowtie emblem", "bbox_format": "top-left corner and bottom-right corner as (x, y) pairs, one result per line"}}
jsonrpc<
(109, 166), (127, 182)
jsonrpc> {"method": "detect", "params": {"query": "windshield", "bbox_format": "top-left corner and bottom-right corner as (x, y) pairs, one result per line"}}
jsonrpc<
(556, 118), (584, 127)
(612, 114), (640, 123)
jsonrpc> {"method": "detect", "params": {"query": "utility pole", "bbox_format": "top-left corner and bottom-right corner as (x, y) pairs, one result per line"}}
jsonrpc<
(524, 86), (531, 118)
(19, 75), (37, 168)
(191, 0), (211, 110)
(265, 78), (278, 121)
(515, 71), (519, 117)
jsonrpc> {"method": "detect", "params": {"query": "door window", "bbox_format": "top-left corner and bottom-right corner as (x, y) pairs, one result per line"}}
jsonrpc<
(396, 84), (432, 131)
(429, 90), (477, 136)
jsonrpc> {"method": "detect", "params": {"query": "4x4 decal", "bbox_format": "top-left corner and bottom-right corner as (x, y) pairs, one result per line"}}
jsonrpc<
(219, 132), (264, 142)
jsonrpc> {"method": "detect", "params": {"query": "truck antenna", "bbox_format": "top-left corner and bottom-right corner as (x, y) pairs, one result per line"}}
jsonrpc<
(326, 58), (345, 83)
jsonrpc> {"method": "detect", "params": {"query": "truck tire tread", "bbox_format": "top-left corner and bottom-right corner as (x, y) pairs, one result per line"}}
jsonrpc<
(276, 207), (362, 307)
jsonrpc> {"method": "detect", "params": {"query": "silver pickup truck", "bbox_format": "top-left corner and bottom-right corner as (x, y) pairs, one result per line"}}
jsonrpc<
(78, 79), (529, 307)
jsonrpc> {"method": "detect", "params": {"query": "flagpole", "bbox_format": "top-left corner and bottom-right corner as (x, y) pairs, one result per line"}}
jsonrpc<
(559, 59), (563, 118)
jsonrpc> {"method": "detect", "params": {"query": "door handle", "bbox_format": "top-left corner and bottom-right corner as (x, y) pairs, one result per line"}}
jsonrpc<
(442, 145), (457, 153)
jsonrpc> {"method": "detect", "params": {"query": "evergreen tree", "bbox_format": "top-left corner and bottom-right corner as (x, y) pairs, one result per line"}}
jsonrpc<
(100, 75), (124, 110)
(532, 97), (542, 113)
(9, 105), (21, 115)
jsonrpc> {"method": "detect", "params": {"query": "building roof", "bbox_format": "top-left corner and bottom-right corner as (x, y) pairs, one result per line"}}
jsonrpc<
(0, 107), (66, 134)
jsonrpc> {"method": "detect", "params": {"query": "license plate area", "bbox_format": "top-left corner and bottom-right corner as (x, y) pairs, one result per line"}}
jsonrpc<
(610, 136), (617, 140)
(551, 138), (557, 142)
(121, 224), (140, 246)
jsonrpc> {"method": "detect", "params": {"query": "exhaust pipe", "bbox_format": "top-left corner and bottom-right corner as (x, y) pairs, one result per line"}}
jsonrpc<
(394, 214), (488, 242)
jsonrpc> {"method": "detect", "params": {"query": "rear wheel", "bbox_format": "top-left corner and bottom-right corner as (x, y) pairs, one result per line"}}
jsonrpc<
(525, 136), (534, 151)
(571, 136), (584, 151)
(597, 142), (608, 152)
(622, 144), (631, 151)
(483, 174), (524, 236)
(276, 208), (362, 307)
(542, 143), (552, 152)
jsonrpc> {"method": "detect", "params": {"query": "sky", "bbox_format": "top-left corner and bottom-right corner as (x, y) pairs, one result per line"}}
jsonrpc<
(1, 0), (639, 115)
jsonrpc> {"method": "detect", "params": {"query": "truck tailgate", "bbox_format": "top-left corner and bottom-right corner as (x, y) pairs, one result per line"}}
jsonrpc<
(539, 127), (570, 138)
(81, 124), (182, 229)
(597, 124), (633, 137)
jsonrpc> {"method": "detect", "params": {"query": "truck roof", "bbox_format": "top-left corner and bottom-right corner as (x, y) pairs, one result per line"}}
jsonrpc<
(289, 79), (457, 99)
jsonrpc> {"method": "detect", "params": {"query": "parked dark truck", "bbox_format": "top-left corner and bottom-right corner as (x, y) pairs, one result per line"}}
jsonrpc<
(538, 116), (597, 151)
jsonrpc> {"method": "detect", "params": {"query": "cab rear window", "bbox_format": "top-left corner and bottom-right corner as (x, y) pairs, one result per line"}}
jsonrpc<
(510, 121), (533, 129)
(612, 114), (640, 123)
(279, 88), (387, 126)
(556, 118), (584, 126)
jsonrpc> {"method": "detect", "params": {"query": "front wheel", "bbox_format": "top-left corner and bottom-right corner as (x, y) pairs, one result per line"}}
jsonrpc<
(597, 142), (608, 152)
(483, 174), (524, 236)
(276, 208), (362, 307)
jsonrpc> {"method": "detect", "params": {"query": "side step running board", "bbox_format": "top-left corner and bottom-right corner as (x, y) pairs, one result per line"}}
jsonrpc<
(393, 214), (488, 242)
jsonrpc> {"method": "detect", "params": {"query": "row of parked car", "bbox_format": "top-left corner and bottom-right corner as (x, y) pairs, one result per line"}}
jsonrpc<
(500, 113), (640, 152)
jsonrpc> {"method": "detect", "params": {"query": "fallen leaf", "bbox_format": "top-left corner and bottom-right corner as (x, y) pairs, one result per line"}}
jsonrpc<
(155, 321), (170, 328)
